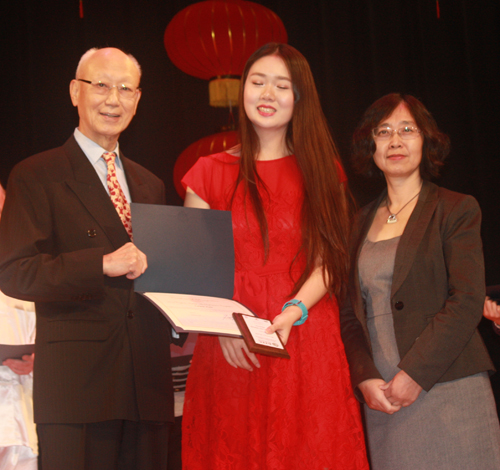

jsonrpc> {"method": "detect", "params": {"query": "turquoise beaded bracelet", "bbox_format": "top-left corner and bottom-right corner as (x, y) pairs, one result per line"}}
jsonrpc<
(282, 299), (308, 326)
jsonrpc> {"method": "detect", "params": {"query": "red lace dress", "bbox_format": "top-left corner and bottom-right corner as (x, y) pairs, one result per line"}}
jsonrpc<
(181, 153), (368, 470)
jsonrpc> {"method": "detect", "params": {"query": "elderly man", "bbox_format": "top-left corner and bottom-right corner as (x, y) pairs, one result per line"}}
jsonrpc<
(0, 47), (177, 470)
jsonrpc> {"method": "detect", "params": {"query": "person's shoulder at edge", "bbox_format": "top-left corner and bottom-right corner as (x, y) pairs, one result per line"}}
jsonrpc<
(427, 183), (482, 228)
(9, 143), (67, 175)
(186, 152), (240, 177)
(3, 147), (72, 196)
(434, 184), (479, 208)
(201, 151), (240, 164)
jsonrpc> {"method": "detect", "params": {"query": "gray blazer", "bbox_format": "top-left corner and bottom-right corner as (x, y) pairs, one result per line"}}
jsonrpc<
(340, 180), (494, 395)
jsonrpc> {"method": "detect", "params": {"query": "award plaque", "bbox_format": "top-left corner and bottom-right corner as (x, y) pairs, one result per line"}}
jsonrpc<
(233, 313), (290, 359)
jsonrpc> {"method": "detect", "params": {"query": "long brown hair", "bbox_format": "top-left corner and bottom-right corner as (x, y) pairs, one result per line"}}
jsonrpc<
(235, 43), (353, 298)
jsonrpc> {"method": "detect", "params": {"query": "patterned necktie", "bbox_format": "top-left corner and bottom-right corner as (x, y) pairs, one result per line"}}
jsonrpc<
(102, 152), (133, 240)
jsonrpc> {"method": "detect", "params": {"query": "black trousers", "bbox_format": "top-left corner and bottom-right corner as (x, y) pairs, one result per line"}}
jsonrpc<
(37, 419), (171, 470)
(167, 416), (182, 470)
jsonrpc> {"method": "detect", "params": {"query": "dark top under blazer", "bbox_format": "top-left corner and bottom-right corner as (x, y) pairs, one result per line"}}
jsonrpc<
(340, 180), (494, 396)
(0, 136), (175, 424)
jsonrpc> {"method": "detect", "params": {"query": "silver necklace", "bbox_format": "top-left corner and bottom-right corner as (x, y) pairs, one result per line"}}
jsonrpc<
(386, 191), (420, 224)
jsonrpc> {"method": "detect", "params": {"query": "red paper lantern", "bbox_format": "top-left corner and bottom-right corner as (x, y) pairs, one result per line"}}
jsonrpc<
(173, 130), (239, 198)
(164, 0), (287, 107)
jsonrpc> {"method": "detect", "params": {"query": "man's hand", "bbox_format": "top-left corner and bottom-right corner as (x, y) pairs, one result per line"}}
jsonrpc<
(3, 353), (34, 375)
(103, 242), (147, 279)
(484, 297), (500, 325)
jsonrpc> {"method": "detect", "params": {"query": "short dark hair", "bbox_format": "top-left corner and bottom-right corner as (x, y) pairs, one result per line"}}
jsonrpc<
(352, 93), (450, 179)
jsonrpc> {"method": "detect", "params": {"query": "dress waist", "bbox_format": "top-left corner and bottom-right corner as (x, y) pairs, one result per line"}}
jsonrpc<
(237, 262), (300, 277)
(234, 263), (302, 316)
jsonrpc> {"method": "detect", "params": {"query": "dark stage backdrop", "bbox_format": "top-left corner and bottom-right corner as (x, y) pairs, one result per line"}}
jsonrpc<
(1, 0), (499, 284)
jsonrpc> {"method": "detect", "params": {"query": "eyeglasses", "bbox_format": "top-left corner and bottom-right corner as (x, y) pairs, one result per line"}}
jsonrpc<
(77, 79), (140, 100)
(372, 125), (421, 140)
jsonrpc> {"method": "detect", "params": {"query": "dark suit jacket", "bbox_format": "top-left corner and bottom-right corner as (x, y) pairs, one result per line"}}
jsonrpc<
(340, 180), (494, 396)
(0, 136), (176, 424)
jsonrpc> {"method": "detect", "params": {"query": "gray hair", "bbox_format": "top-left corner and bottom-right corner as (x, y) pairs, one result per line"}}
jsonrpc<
(75, 47), (142, 79)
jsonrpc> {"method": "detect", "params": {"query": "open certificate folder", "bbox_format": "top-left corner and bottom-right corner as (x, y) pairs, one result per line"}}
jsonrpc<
(142, 292), (289, 358)
(142, 292), (253, 337)
(131, 204), (290, 357)
(131, 203), (237, 335)
(131, 203), (235, 300)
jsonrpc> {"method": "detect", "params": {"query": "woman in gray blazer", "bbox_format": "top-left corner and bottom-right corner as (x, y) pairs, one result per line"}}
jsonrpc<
(340, 93), (500, 470)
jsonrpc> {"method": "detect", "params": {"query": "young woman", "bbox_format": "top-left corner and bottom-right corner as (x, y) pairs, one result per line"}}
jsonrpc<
(181, 43), (369, 469)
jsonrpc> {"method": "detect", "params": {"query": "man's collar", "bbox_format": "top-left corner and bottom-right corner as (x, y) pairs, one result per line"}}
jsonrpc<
(73, 128), (121, 164)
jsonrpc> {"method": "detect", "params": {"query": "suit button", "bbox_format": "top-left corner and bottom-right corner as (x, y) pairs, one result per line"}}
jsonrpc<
(127, 310), (134, 319)
(395, 301), (404, 310)
(87, 229), (97, 237)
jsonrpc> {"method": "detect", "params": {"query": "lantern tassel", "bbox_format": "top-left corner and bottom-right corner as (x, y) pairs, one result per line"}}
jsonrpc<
(209, 76), (240, 108)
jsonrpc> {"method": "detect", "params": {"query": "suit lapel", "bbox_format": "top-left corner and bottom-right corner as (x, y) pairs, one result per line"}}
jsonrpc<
(122, 155), (157, 204)
(391, 180), (439, 296)
(62, 136), (131, 249)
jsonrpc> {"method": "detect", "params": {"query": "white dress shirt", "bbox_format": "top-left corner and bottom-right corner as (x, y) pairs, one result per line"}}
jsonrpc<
(73, 128), (132, 203)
